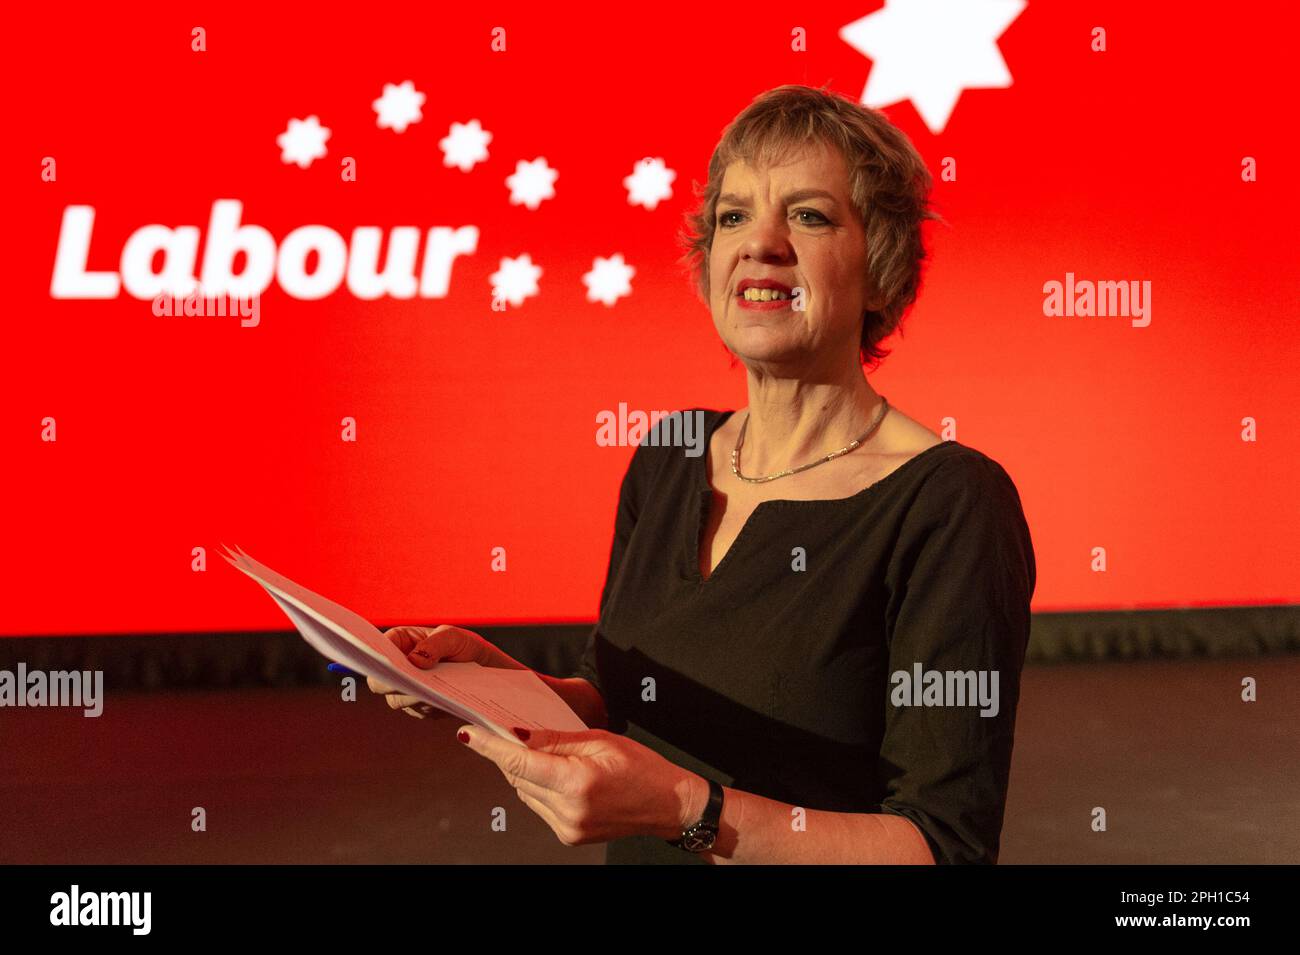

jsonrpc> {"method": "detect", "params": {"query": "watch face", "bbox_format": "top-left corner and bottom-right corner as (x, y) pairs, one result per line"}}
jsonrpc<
(682, 826), (718, 852)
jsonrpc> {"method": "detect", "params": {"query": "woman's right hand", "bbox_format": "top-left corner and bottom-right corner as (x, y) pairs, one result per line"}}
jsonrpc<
(366, 625), (528, 720)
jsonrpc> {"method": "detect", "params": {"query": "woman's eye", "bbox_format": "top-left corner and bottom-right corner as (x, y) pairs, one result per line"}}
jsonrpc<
(717, 209), (829, 228)
(796, 209), (829, 225)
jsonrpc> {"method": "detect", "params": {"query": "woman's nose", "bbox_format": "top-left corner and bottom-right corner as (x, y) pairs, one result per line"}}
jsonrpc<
(741, 219), (795, 263)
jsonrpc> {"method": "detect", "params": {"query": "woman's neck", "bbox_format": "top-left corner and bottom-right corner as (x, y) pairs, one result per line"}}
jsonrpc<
(739, 365), (885, 476)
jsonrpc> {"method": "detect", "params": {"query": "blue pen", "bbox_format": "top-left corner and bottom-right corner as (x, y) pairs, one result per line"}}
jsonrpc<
(327, 662), (361, 677)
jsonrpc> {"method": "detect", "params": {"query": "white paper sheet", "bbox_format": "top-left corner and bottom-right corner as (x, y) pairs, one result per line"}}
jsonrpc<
(219, 544), (588, 741)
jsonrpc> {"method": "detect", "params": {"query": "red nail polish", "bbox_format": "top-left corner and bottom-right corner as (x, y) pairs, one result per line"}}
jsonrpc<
(457, 730), (470, 744)
(513, 727), (530, 741)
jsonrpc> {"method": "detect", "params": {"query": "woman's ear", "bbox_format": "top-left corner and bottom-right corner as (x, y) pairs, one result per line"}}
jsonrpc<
(862, 281), (887, 314)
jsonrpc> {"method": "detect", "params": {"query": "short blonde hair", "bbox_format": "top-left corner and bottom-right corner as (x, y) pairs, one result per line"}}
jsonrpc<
(678, 83), (943, 369)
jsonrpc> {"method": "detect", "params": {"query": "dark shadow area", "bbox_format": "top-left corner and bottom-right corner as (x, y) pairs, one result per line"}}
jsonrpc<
(1, 652), (1294, 863)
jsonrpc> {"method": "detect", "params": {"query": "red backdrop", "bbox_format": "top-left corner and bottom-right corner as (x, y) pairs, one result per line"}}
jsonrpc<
(4, 0), (1297, 636)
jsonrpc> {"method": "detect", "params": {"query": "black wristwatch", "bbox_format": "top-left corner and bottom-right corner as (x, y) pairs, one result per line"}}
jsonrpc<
(667, 778), (724, 852)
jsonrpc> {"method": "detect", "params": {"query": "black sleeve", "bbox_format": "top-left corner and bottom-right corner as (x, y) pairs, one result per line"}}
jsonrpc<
(877, 452), (1037, 864)
(569, 441), (648, 699)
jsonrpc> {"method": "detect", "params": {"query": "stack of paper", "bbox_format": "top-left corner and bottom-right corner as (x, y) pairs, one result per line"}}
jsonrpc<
(220, 544), (588, 742)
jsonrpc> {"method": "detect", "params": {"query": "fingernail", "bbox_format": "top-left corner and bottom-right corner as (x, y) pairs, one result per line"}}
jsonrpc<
(411, 650), (433, 665)
(513, 727), (530, 741)
(457, 730), (471, 745)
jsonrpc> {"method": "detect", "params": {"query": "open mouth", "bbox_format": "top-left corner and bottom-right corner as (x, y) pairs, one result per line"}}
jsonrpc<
(736, 279), (796, 308)
(739, 287), (793, 302)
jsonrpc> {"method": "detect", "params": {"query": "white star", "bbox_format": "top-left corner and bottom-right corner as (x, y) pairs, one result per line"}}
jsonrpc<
(583, 255), (635, 307)
(623, 157), (676, 210)
(276, 115), (331, 168)
(490, 254), (542, 307)
(506, 158), (558, 209)
(840, 0), (1026, 134)
(373, 80), (426, 133)
(439, 119), (492, 172)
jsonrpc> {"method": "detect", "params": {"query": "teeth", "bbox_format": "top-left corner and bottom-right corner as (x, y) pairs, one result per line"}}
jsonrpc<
(742, 287), (789, 301)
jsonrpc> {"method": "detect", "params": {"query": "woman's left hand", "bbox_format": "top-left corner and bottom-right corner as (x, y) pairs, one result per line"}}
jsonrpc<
(454, 724), (704, 845)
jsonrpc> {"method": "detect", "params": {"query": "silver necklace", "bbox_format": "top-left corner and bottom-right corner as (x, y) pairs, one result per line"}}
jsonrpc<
(730, 396), (890, 484)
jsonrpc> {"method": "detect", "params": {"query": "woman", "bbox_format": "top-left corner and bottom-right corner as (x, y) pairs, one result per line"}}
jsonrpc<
(369, 84), (1036, 865)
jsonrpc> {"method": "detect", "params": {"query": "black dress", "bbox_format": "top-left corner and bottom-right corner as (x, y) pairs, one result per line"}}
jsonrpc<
(570, 408), (1036, 864)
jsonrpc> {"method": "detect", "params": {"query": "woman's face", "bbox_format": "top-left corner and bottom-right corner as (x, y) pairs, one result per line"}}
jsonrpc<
(708, 141), (872, 370)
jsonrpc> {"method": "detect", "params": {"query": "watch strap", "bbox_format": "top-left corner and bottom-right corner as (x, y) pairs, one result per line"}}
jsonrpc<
(667, 777), (724, 852)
